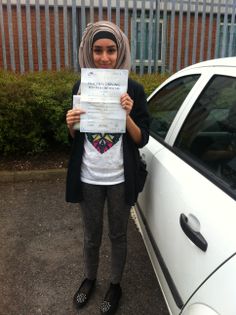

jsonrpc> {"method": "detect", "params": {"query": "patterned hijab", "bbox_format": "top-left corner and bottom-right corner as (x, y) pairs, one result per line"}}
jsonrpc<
(79, 20), (131, 71)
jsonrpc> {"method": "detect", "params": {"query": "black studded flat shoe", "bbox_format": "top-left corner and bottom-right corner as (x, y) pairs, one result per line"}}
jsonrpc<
(100, 283), (122, 315)
(73, 278), (96, 309)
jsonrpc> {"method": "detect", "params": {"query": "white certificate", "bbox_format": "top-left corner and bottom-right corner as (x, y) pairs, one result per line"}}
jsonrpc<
(79, 68), (128, 133)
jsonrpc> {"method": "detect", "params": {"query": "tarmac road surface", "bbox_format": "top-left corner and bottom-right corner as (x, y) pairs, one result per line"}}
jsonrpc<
(0, 176), (169, 315)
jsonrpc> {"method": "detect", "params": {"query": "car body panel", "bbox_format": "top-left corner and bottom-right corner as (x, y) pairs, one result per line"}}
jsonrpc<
(181, 254), (236, 315)
(138, 146), (236, 303)
(135, 57), (236, 314)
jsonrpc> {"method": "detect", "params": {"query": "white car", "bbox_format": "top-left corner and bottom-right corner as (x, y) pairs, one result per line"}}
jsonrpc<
(135, 57), (236, 315)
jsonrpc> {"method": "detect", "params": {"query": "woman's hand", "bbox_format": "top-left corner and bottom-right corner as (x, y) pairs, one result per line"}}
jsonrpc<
(120, 93), (134, 116)
(120, 93), (142, 144)
(66, 108), (85, 128)
(66, 108), (85, 138)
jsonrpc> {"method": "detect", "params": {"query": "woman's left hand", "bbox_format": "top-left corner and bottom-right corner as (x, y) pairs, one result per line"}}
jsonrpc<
(120, 93), (134, 116)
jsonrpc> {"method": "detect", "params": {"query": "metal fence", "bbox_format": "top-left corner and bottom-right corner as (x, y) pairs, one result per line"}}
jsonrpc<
(0, 0), (236, 74)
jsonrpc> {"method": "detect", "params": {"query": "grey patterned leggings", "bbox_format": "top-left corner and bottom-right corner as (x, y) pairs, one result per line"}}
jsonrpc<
(80, 182), (131, 284)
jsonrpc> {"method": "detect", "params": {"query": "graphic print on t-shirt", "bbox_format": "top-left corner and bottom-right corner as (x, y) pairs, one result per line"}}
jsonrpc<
(87, 133), (121, 154)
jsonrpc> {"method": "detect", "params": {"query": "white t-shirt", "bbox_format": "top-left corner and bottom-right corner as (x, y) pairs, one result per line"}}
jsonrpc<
(81, 133), (124, 185)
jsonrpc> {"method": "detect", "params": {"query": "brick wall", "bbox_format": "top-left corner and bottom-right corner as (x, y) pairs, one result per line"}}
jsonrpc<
(166, 12), (217, 72)
(0, 4), (221, 74)
(0, 4), (72, 72)
(0, 5), (132, 73)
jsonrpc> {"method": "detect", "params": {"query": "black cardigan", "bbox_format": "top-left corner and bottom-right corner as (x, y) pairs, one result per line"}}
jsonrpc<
(66, 78), (150, 206)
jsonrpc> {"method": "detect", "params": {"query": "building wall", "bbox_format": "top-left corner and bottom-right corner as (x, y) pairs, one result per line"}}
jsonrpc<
(0, 2), (234, 74)
(0, 4), (72, 72)
(168, 13), (216, 70)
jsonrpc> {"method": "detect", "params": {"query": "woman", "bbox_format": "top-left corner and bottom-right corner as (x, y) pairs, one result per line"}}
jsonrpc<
(66, 20), (150, 315)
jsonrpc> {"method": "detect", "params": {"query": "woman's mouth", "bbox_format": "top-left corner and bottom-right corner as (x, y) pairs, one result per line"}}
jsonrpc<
(100, 64), (111, 68)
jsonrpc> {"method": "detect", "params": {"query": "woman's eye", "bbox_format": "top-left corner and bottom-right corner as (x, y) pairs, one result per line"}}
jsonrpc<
(93, 49), (102, 54)
(93, 48), (117, 54)
(107, 48), (117, 54)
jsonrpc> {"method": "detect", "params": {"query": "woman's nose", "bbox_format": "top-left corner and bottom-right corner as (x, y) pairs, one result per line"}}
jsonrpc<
(101, 51), (109, 61)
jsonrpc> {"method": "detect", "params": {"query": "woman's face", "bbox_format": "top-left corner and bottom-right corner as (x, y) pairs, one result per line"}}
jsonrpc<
(92, 38), (118, 69)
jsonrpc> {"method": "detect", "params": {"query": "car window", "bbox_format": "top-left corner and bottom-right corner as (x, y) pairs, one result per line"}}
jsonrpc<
(149, 75), (200, 140)
(175, 75), (236, 190)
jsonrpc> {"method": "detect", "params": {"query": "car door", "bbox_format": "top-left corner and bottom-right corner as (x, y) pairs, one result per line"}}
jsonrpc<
(137, 68), (236, 312)
(139, 72), (203, 195)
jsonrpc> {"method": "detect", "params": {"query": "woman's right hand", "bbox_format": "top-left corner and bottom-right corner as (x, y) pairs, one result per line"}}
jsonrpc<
(66, 108), (86, 137)
(66, 108), (85, 129)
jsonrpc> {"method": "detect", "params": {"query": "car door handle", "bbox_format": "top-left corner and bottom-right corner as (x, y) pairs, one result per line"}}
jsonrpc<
(180, 213), (208, 252)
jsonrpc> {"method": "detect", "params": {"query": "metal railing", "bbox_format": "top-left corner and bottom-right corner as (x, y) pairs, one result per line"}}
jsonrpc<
(0, 0), (235, 74)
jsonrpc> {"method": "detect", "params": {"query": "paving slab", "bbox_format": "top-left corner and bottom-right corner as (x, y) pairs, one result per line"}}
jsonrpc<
(0, 177), (169, 315)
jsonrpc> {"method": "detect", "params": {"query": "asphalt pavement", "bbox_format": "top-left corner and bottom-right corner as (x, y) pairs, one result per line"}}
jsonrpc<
(0, 172), (169, 315)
